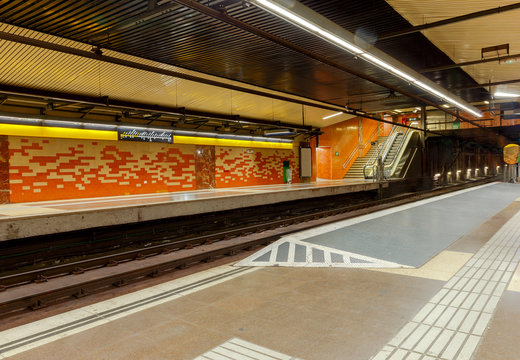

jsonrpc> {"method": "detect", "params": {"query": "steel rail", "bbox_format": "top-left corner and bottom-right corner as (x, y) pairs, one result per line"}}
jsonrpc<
(0, 177), (496, 318)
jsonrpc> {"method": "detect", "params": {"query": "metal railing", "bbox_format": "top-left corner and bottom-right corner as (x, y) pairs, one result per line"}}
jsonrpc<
(363, 125), (398, 178)
(342, 124), (381, 169)
(382, 127), (412, 178)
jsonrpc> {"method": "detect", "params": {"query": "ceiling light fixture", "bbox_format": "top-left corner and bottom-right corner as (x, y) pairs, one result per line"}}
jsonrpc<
(322, 111), (343, 120)
(442, 104), (450, 108)
(494, 91), (520, 98)
(251, 0), (483, 118)
(484, 100), (490, 104)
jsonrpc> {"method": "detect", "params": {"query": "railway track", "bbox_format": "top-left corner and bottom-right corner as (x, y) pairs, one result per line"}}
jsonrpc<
(0, 178), (495, 318)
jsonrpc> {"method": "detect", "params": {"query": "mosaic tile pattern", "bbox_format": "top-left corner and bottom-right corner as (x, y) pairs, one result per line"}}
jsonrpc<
(215, 147), (299, 187)
(9, 137), (196, 202)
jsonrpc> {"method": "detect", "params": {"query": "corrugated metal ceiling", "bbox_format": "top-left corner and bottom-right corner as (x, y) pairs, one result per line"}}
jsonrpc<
(0, 0), (486, 114)
(0, 22), (352, 128)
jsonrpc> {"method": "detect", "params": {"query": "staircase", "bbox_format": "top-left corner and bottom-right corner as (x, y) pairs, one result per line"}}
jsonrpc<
(344, 136), (387, 179)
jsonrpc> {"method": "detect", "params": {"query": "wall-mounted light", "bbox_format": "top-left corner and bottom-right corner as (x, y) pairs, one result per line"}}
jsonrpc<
(251, 0), (483, 118)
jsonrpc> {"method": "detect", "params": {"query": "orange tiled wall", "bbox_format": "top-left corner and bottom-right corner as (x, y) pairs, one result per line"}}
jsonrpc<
(7, 137), (300, 203)
(9, 137), (196, 202)
(318, 117), (359, 179)
(215, 147), (299, 187)
(316, 147), (331, 179)
(360, 118), (380, 157)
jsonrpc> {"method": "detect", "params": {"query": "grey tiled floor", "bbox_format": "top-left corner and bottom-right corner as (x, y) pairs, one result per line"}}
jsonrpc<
(305, 183), (520, 267)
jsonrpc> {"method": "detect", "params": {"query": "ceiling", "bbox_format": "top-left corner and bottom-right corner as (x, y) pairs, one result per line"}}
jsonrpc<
(387, 0), (520, 99)
(0, 0), (518, 143)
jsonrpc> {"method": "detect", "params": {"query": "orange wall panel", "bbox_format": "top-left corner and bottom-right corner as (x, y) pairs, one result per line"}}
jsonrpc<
(361, 118), (380, 157)
(316, 147), (331, 179)
(318, 117), (359, 179)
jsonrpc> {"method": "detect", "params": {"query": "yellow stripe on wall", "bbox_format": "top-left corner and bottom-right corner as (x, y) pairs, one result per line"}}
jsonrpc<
(174, 135), (293, 149)
(0, 123), (293, 149)
(0, 123), (118, 141)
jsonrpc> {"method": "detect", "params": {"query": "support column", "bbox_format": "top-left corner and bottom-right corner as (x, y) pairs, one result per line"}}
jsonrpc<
(358, 117), (363, 156)
(0, 135), (8, 203)
(195, 145), (215, 189)
(420, 106), (428, 177)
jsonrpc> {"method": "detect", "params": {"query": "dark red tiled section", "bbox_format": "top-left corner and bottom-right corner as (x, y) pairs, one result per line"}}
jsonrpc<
(195, 145), (215, 190)
(0, 135), (9, 204)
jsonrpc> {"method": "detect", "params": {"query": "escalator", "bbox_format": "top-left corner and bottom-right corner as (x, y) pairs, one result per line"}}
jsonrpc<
(363, 127), (421, 179)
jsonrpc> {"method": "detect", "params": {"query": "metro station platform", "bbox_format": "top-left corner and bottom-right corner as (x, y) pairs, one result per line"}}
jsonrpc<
(1, 182), (520, 360)
(0, 179), (383, 241)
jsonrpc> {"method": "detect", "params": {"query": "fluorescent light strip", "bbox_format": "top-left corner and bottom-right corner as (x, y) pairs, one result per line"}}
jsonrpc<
(494, 91), (520, 98)
(360, 53), (415, 83)
(252, 0), (483, 118)
(256, 0), (363, 55)
(322, 111), (343, 120)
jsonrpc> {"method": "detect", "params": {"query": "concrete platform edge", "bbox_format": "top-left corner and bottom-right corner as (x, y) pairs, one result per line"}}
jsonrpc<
(0, 182), (383, 240)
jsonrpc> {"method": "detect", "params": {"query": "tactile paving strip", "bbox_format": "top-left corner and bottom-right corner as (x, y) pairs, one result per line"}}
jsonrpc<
(371, 209), (520, 360)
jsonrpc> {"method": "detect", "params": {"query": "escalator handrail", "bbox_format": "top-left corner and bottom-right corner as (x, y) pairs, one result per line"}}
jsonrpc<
(362, 126), (398, 178)
(383, 127), (415, 178)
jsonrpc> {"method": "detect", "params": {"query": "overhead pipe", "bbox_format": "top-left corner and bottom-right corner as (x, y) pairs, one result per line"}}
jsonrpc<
(0, 30), (338, 126)
(421, 53), (520, 73)
(0, 84), (313, 131)
(380, 2), (520, 40)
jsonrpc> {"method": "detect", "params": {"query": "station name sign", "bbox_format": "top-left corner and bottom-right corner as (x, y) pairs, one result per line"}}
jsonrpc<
(118, 127), (173, 143)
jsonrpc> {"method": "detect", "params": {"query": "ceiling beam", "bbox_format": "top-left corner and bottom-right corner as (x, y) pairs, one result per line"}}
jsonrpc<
(0, 30), (345, 120)
(421, 53), (520, 73)
(0, 26), (486, 130)
(89, 2), (179, 42)
(450, 78), (520, 90)
(0, 84), (313, 131)
(380, 2), (520, 40)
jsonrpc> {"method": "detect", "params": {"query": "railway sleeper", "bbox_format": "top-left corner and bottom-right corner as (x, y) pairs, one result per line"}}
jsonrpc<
(29, 299), (46, 311)
(34, 274), (48, 283)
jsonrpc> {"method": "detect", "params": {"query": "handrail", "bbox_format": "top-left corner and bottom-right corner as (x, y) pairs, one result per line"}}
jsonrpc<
(383, 127), (413, 178)
(363, 126), (398, 178)
(342, 125), (380, 169)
